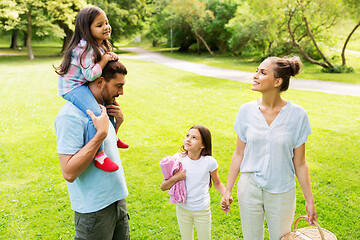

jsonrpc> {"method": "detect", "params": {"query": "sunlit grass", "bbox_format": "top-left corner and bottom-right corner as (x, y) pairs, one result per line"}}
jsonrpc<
(0, 55), (359, 239)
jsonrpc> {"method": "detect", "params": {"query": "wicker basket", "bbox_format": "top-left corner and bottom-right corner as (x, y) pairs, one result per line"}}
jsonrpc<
(281, 216), (337, 240)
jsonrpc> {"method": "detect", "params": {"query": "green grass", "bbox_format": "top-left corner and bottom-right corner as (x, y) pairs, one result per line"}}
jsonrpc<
(0, 55), (359, 239)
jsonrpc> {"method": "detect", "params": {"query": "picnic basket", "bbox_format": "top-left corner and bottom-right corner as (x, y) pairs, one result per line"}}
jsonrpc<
(281, 216), (337, 240)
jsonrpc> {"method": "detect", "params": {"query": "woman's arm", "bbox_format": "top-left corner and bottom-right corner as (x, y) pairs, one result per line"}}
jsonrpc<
(293, 143), (317, 225)
(221, 136), (246, 211)
(210, 169), (226, 196)
(160, 169), (186, 191)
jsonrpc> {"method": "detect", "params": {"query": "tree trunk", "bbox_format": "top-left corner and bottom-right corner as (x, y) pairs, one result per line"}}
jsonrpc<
(10, 30), (18, 49)
(58, 21), (73, 55)
(303, 17), (334, 69)
(341, 20), (360, 66)
(287, 11), (329, 68)
(179, 38), (196, 52)
(196, 36), (200, 55)
(267, 41), (272, 56)
(26, 10), (34, 60)
(23, 32), (28, 47)
(193, 29), (214, 56)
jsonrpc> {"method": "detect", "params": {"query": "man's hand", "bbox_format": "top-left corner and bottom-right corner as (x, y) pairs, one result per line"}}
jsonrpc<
(106, 100), (124, 125)
(86, 105), (109, 138)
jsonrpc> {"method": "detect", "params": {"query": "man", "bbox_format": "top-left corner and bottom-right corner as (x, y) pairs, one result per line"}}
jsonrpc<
(55, 60), (130, 240)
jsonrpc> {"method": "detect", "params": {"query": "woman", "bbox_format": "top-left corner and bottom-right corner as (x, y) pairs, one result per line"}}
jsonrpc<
(221, 56), (317, 240)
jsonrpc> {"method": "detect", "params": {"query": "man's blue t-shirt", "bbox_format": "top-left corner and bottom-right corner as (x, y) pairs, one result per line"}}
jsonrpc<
(55, 101), (128, 213)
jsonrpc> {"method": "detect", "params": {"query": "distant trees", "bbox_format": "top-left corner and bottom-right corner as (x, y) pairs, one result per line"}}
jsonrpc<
(146, 0), (238, 54)
(47, 0), (87, 54)
(1, 0), (359, 71)
(88, 0), (148, 42)
(0, 0), (87, 59)
(0, 0), (148, 59)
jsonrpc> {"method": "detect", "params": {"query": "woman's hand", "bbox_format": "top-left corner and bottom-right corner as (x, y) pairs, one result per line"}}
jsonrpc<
(220, 192), (233, 213)
(305, 201), (317, 225)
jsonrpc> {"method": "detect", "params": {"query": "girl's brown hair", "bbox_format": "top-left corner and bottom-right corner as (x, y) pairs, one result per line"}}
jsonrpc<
(180, 125), (213, 187)
(180, 125), (212, 157)
(55, 6), (112, 75)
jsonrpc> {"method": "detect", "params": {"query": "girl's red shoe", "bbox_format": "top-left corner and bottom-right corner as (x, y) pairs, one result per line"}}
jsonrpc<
(117, 138), (129, 148)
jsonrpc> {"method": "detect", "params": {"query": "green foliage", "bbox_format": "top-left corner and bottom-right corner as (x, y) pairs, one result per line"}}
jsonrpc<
(1, 0), (62, 37)
(321, 65), (354, 73)
(202, 0), (239, 53)
(226, 0), (288, 56)
(0, 0), (19, 30)
(144, 0), (171, 47)
(166, 0), (215, 53)
(0, 54), (359, 239)
(89, 0), (149, 42)
(145, 0), (239, 52)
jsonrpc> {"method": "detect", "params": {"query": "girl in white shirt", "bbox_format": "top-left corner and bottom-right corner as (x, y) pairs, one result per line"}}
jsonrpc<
(221, 56), (317, 240)
(160, 125), (227, 240)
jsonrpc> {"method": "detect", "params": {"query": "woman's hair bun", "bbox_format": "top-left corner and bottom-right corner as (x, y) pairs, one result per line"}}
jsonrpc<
(287, 56), (302, 76)
(267, 55), (303, 92)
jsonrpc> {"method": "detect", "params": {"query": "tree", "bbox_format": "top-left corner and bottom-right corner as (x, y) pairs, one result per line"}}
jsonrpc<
(203, 0), (238, 54)
(226, 0), (289, 57)
(341, 0), (360, 66)
(144, 0), (170, 47)
(47, 0), (87, 54)
(89, 0), (149, 44)
(1, 0), (65, 59)
(167, 0), (215, 55)
(0, 0), (22, 49)
(17, 0), (48, 60)
(286, 0), (344, 70)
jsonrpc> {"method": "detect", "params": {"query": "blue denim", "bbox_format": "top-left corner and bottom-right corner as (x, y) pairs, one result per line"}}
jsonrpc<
(63, 85), (115, 153)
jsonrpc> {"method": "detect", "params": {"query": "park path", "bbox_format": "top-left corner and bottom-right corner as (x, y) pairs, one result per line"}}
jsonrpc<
(119, 47), (360, 97)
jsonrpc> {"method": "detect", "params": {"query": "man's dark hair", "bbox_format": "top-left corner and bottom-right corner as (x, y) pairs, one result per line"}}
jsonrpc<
(102, 61), (127, 82)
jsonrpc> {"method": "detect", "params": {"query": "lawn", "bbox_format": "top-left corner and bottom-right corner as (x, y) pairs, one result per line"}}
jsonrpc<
(0, 55), (359, 239)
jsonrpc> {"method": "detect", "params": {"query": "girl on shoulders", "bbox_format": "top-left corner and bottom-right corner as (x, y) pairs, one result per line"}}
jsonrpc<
(55, 6), (128, 173)
(161, 125), (227, 240)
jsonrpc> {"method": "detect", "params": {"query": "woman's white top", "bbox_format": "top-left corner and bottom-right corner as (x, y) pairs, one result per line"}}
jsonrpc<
(234, 100), (312, 193)
(175, 153), (218, 211)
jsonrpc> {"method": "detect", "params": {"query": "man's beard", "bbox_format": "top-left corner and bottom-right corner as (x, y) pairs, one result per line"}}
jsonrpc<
(101, 87), (114, 105)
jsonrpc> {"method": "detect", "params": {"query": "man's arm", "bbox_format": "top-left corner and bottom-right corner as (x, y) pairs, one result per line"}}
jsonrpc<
(58, 105), (109, 182)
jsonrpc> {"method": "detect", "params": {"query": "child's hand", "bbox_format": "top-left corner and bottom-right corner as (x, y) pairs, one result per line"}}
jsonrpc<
(174, 169), (186, 181)
(103, 52), (119, 62)
(108, 52), (119, 61)
(220, 195), (233, 213)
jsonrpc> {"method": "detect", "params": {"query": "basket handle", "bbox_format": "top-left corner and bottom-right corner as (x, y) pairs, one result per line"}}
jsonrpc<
(293, 216), (325, 240)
